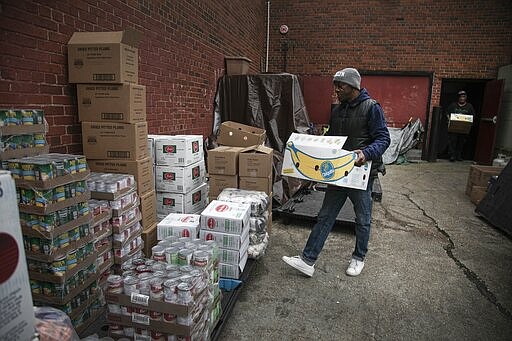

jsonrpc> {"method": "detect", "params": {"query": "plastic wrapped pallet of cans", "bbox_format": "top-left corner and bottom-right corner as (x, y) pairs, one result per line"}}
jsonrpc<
(104, 236), (220, 339)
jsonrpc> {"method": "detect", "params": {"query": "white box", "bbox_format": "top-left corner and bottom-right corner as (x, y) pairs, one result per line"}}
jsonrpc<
(155, 135), (204, 166)
(0, 171), (35, 341)
(156, 182), (208, 216)
(219, 251), (248, 279)
(199, 226), (249, 250)
(157, 213), (201, 240)
(282, 133), (372, 190)
(147, 134), (158, 164)
(155, 160), (206, 193)
(218, 236), (249, 265)
(200, 200), (251, 234)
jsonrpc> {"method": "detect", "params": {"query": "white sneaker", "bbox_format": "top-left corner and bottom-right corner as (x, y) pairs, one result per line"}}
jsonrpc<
(346, 258), (365, 276)
(282, 255), (315, 277)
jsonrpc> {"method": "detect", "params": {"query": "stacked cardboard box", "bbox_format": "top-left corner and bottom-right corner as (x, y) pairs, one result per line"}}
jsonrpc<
(151, 135), (208, 219)
(465, 165), (504, 205)
(6, 154), (104, 334)
(208, 122), (273, 236)
(68, 29), (158, 260)
(209, 121), (271, 200)
(0, 109), (49, 162)
(199, 200), (251, 279)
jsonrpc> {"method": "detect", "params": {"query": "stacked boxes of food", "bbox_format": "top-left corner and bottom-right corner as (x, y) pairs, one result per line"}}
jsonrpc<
(87, 172), (143, 273)
(7, 153), (104, 334)
(152, 135), (208, 219)
(199, 200), (251, 279)
(209, 121), (273, 232)
(0, 109), (48, 162)
(67, 29), (158, 260)
(217, 189), (271, 260)
(209, 121), (270, 199)
(104, 236), (221, 339)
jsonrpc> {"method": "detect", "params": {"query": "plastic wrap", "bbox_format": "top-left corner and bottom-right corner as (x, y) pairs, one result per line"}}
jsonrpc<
(211, 73), (311, 205)
(216, 188), (270, 259)
(34, 307), (80, 341)
(216, 188), (269, 216)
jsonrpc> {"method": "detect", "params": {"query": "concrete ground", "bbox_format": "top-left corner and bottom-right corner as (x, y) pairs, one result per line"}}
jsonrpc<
(217, 161), (512, 341)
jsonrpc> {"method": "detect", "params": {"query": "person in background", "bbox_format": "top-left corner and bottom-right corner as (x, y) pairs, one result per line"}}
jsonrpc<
(446, 90), (475, 161)
(282, 68), (390, 277)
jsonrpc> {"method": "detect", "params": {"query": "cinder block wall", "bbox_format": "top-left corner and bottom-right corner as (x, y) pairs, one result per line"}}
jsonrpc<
(0, 0), (266, 153)
(267, 0), (512, 107)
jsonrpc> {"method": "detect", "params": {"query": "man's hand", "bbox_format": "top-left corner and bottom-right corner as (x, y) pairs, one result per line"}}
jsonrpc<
(354, 149), (366, 167)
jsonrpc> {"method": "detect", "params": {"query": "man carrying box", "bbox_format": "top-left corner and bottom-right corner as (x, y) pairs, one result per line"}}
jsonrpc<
(446, 90), (475, 162)
(282, 68), (390, 277)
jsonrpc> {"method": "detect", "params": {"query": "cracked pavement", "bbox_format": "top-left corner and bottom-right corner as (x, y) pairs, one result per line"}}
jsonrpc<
(218, 161), (512, 341)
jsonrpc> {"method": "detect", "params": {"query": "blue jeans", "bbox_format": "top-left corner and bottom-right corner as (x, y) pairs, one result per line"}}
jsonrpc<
(302, 178), (375, 265)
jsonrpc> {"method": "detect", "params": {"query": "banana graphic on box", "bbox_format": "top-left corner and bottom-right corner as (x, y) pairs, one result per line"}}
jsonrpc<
(284, 141), (356, 182)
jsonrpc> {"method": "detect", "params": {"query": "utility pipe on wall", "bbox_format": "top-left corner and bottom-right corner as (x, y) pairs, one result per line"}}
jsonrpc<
(266, 0), (270, 72)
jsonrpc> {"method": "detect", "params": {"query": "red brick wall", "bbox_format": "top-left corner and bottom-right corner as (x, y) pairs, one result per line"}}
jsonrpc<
(267, 0), (512, 109)
(0, 0), (266, 153)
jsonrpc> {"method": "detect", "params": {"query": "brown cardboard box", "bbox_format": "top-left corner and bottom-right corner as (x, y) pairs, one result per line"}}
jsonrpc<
(207, 146), (246, 175)
(209, 174), (238, 197)
(448, 114), (473, 134)
(217, 121), (266, 147)
(225, 56), (252, 75)
(77, 84), (146, 123)
(140, 190), (157, 229)
(470, 186), (487, 205)
(87, 157), (154, 195)
(468, 165), (503, 187)
(239, 175), (272, 195)
(67, 29), (141, 84)
(82, 122), (148, 160)
(239, 145), (273, 177)
(141, 222), (157, 258)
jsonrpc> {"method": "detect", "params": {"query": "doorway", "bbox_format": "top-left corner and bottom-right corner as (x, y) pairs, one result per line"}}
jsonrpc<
(438, 79), (489, 160)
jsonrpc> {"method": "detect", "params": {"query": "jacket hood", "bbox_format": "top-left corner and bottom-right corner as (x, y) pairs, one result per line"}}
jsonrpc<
(348, 88), (371, 107)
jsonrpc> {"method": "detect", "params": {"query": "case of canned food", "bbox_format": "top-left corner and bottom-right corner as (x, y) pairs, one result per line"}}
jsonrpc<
(33, 281), (98, 314)
(18, 180), (87, 207)
(105, 252), (217, 337)
(8, 153), (88, 181)
(23, 223), (93, 258)
(27, 242), (96, 277)
(88, 172), (136, 200)
(19, 201), (90, 232)
(0, 133), (47, 151)
(30, 263), (97, 301)
(0, 109), (44, 126)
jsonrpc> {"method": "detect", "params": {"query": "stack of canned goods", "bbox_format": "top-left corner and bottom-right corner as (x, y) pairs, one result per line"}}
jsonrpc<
(19, 202), (90, 232)
(87, 172), (135, 194)
(0, 109), (44, 126)
(109, 190), (138, 211)
(22, 223), (91, 255)
(111, 206), (141, 229)
(18, 180), (87, 207)
(7, 153), (88, 180)
(45, 281), (99, 315)
(0, 134), (46, 152)
(107, 252), (215, 339)
(89, 199), (110, 217)
(27, 242), (95, 276)
(29, 263), (97, 298)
